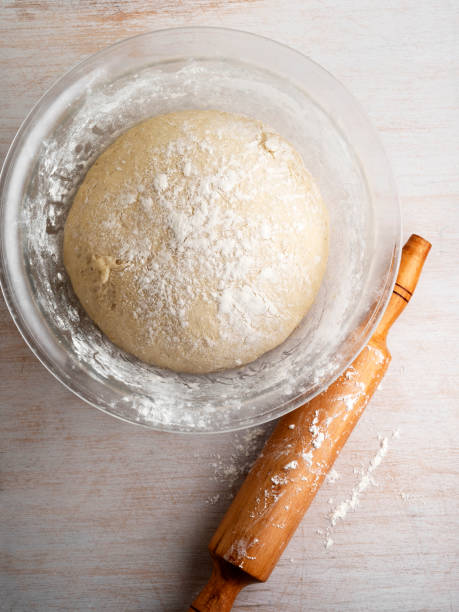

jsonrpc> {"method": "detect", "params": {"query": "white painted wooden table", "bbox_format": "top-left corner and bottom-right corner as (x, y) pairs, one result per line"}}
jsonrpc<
(1, 2), (458, 610)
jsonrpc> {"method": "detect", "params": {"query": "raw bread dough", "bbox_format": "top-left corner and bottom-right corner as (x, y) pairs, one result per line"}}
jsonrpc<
(64, 110), (329, 373)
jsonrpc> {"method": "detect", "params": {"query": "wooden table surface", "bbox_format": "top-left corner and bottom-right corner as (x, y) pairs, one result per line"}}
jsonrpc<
(1, 2), (458, 610)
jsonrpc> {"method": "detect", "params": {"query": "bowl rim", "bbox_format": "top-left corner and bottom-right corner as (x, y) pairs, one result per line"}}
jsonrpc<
(0, 26), (401, 434)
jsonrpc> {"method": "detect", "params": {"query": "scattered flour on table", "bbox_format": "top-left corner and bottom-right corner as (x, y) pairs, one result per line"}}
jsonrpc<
(205, 424), (272, 503)
(318, 429), (401, 549)
(326, 468), (341, 484)
(330, 436), (389, 527)
(204, 421), (408, 555)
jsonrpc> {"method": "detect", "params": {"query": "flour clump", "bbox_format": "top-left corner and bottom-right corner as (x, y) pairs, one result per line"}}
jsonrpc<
(63, 110), (329, 373)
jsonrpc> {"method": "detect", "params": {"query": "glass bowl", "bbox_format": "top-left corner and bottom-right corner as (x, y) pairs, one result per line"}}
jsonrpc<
(0, 28), (400, 433)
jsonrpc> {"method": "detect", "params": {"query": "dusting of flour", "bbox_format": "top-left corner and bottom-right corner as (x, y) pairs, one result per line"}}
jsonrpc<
(64, 110), (328, 373)
(318, 429), (401, 549)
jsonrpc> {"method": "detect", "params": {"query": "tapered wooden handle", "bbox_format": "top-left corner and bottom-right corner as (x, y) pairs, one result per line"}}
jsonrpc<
(375, 234), (432, 340)
(191, 235), (431, 610)
(188, 558), (253, 612)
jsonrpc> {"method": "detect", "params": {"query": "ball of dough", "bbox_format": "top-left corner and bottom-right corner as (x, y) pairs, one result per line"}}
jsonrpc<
(64, 110), (328, 373)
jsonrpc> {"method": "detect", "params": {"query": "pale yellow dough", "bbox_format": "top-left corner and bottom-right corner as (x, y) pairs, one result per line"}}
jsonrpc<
(64, 110), (329, 373)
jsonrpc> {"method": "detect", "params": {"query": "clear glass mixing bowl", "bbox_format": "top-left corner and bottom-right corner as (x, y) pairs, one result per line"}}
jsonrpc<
(0, 28), (400, 433)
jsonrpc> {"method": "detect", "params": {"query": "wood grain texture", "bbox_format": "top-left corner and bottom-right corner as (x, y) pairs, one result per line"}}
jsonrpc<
(1, 1), (458, 611)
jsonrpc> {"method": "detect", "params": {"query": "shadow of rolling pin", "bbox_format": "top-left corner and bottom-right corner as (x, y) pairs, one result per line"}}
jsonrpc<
(189, 234), (431, 612)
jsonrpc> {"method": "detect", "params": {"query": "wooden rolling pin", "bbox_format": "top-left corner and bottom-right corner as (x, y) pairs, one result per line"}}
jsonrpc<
(189, 234), (431, 612)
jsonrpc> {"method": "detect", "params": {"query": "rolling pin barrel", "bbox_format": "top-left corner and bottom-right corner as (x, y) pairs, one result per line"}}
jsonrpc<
(190, 234), (431, 612)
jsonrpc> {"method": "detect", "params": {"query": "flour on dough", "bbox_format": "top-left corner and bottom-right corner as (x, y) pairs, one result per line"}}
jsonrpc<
(63, 110), (329, 373)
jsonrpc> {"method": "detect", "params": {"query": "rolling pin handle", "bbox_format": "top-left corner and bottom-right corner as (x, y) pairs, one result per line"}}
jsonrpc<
(375, 234), (431, 340)
(189, 557), (253, 612)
